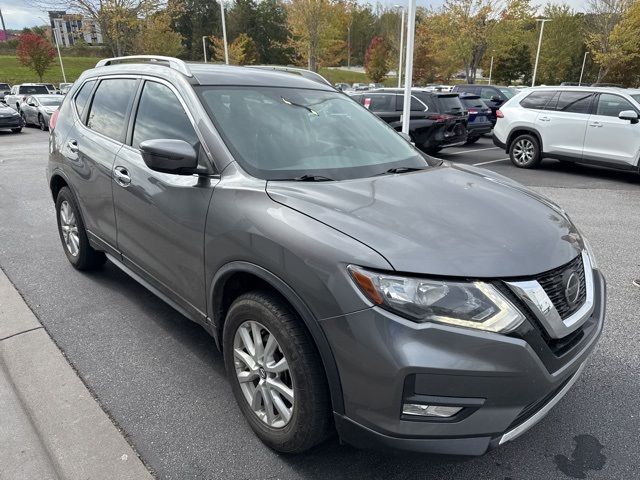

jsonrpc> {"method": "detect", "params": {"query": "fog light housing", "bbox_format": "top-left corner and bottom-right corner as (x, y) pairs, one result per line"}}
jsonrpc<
(402, 403), (463, 418)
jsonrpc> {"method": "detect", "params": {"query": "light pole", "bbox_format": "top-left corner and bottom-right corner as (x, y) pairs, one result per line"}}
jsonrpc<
(202, 36), (208, 63)
(40, 16), (66, 84)
(395, 5), (405, 89)
(488, 55), (494, 86)
(531, 18), (551, 87)
(401, 0), (416, 135)
(347, 25), (351, 68)
(579, 52), (589, 85)
(220, 1), (229, 64)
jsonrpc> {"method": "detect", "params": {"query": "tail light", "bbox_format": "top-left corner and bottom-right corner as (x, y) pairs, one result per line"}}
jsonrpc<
(468, 108), (478, 114)
(49, 108), (60, 130)
(496, 110), (504, 118)
(428, 114), (454, 122)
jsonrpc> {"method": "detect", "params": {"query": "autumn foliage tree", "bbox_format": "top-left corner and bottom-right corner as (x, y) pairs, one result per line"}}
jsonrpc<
(364, 36), (390, 83)
(16, 33), (55, 82)
(210, 33), (259, 65)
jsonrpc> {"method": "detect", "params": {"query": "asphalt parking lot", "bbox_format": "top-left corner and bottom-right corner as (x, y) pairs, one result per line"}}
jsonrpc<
(1, 127), (639, 480)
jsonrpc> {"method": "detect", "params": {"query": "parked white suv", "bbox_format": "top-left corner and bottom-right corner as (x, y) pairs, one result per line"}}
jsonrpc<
(493, 86), (640, 171)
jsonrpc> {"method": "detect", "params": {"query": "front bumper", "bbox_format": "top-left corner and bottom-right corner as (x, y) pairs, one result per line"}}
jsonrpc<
(321, 270), (605, 455)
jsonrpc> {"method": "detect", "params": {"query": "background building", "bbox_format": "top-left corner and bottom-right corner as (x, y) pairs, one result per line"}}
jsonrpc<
(48, 11), (102, 47)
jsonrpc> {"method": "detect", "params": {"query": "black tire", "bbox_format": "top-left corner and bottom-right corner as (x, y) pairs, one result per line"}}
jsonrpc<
(509, 133), (541, 169)
(38, 114), (48, 131)
(465, 136), (480, 145)
(223, 291), (332, 453)
(20, 112), (28, 126)
(423, 146), (443, 154)
(55, 186), (106, 270)
(11, 127), (22, 133)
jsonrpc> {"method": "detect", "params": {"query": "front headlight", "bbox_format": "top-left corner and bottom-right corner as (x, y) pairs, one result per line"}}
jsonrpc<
(347, 266), (525, 333)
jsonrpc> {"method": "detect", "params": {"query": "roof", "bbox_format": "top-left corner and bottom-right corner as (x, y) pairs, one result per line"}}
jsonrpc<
(525, 85), (639, 95)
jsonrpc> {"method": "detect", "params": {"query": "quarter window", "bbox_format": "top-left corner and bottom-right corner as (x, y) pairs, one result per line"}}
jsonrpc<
(132, 81), (199, 149)
(520, 91), (556, 110)
(74, 80), (96, 119)
(595, 94), (635, 117)
(554, 91), (593, 114)
(86, 78), (137, 142)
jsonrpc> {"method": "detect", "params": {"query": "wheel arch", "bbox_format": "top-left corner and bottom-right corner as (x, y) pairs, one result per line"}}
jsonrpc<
(49, 170), (70, 202)
(209, 261), (345, 414)
(506, 127), (544, 154)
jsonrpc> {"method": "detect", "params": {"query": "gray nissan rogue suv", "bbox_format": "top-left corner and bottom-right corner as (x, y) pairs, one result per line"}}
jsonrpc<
(47, 56), (605, 455)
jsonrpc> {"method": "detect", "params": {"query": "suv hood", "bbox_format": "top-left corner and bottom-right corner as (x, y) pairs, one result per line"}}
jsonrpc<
(266, 165), (583, 278)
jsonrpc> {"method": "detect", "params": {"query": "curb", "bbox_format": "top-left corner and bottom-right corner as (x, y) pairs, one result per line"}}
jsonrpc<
(0, 268), (154, 480)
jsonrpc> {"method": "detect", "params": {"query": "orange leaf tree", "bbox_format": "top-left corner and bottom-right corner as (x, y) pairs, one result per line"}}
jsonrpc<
(365, 36), (390, 83)
(16, 33), (56, 82)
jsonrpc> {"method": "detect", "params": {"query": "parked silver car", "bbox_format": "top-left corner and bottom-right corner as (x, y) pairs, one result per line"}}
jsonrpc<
(20, 95), (63, 131)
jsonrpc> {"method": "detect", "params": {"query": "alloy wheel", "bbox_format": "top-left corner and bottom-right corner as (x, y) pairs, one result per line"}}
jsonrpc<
(512, 139), (535, 165)
(59, 200), (80, 257)
(233, 320), (294, 428)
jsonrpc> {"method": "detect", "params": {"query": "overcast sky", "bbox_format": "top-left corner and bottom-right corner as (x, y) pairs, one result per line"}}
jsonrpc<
(0, 0), (588, 30)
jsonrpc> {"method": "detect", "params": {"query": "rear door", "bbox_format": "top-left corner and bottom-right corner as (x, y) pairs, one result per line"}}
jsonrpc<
(112, 79), (217, 319)
(536, 90), (593, 159)
(582, 93), (640, 166)
(68, 77), (138, 252)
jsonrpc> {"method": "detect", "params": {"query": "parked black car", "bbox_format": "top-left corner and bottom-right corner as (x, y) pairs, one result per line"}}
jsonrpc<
(0, 103), (24, 133)
(349, 88), (467, 153)
(458, 93), (492, 144)
(452, 85), (517, 126)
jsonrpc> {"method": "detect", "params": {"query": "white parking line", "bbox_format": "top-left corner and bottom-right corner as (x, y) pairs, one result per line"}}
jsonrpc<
(448, 147), (500, 155)
(473, 158), (510, 166)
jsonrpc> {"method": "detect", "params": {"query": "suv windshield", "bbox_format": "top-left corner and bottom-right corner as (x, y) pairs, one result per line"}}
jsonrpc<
(499, 87), (517, 99)
(197, 86), (427, 180)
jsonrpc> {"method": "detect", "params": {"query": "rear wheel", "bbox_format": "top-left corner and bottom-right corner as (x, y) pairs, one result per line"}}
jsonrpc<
(11, 127), (22, 133)
(223, 291), (332, 453)
(55, 187), (106, 270)
(509, 134), (541, 169)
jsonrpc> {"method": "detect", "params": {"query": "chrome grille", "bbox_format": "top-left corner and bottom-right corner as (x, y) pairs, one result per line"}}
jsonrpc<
(534, 255), (586, 319)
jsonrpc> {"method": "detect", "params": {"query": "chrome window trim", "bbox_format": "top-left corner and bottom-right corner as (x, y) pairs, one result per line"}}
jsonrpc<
(506, 251), (594, 339)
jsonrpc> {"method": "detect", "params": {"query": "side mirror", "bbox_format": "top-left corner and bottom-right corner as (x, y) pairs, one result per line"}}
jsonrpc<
(139, 139), (198, 174)
(618, 110), (639, 124)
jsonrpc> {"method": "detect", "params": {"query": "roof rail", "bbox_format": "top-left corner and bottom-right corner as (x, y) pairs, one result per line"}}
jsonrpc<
(246, 65), (332, 86)
(95, 55), (193, 77)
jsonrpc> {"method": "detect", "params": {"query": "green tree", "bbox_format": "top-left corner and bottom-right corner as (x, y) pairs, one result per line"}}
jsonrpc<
(603, 0), (640, 85)
(364, 35), (390, 83)
(211, 32), (258, 65)
(414, 10), (460, 84)
(170, 0), (222, 60)
(135, 12), (183, 57)
(585, 0), (631, 82)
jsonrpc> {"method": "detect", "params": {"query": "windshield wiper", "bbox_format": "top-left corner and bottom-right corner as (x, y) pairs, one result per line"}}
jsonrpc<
(376, 166), (427, 176)
(293, 174), (334, 182)
(281, 97), (318, 116)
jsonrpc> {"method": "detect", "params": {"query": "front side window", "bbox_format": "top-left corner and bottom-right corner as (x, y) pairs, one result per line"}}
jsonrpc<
(197, 86), (426, 180)
(132, 81), (198, 149)
(480, 88), (498, 100)
(554, 91), (594, 114)
(520, 91), (556, 110)
(596, 94), (635, 117)
(498, 87), (517, 99)
(86, 78), (137, 142)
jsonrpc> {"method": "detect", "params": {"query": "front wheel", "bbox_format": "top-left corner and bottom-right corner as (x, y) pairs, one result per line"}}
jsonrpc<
(223, 291), (332, 453)
(509, 134), (541, 168)
(38, 114), (48, 131)
(11, 127), (22, 133)
(55, 187), (106, 270)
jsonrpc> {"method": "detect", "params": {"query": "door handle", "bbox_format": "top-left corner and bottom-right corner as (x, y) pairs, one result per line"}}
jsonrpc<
(67, 140), (79, 153)
(589, 122), (603, 128)
(113, 166), (131, 187)
(538, 116), (551, 122)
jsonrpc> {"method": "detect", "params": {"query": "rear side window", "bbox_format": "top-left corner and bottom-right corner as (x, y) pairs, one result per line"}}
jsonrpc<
(554, 91), (594, 114)
(395, 95), (426, 111)
(520, 91), (556, 109)
(132, 81), (199, 149)
(73, 80), (96, 118)
(595, 94), (635, 117)
(362, 94), (395, 112)
(86, 78), (137, 142)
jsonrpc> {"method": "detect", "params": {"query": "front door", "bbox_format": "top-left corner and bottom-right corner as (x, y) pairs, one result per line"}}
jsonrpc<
(112, 80), (217, 320)
(582, 93), (640, 167)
